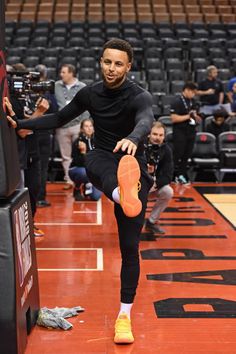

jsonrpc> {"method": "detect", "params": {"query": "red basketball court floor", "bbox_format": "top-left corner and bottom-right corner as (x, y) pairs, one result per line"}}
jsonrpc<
(25, 182), (236, 354)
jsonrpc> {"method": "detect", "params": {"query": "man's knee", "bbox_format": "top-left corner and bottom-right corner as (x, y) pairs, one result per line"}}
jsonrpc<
(159, 185), (173, 200)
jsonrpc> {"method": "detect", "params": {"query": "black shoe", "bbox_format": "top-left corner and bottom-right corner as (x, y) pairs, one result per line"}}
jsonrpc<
(145, 219), (165, 234)
(73, 189), (85, 201)
(37, 200), (51, 208)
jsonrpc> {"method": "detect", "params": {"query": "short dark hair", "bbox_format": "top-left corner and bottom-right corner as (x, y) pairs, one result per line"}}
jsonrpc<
(60, 64), (76, 77)
(102, 38), (133, 63)
(213, 107), (228, 119)
(183, 81), (198, 91)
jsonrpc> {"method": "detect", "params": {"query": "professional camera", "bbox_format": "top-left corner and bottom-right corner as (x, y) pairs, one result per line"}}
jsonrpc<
(145, 143), (160, 166)
(189, 101), (202, 124)
(7, 70), (55, 99)
(190, 101), (202, 118)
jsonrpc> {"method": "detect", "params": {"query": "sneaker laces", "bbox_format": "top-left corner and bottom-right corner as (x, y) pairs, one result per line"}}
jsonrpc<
(137, 181), (141, 192)
(115, 316), (131, 333)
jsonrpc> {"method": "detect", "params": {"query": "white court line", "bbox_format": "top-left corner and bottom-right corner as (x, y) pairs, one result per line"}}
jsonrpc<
(96, 248), (103, 271)
(37, 199), (102, 226)
(36, 222), (100, 225)
(73, 211), (97, 214)
(36, 247), (103, 271)
(97, 198), (102, 225)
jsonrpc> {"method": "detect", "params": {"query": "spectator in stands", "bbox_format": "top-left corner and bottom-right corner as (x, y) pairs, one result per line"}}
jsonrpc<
(197, 65), (224, 117)
(55, 64), (89, 190)
(144, 121), (173, 234)
(205, 108), (230, 138)
(69, 118), (102, 201)
(226, 78), (236, 115)
(35, 64), (58, 208)
(170, 82), (201, 185)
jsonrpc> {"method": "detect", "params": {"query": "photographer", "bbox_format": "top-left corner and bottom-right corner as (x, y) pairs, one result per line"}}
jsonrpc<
(69, 118), (102, 201)
(144, 121), (173, 234)
(170, 82), (201, 185)
(34, 64), (58, 208)
(6, 63), (49, 236)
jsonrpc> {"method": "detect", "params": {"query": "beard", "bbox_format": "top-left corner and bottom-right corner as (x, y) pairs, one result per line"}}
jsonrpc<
(102, 72), (126, 88)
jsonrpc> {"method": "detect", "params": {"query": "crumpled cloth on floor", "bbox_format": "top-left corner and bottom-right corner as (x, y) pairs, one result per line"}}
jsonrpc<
(37, 306), (85, 330)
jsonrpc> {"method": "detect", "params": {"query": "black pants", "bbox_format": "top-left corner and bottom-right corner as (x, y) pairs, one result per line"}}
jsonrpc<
(37, 132), (52, 201)
(173, 126), (196, 177)
(24, 158), (41, 218)
(85, 149), (153, 303)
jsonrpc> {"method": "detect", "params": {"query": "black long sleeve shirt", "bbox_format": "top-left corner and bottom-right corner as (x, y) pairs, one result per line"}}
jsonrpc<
(17, 79), (154, 156)
(70, 133), (95, 168)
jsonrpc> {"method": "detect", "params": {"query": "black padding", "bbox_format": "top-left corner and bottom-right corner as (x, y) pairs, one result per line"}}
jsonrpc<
(0, 50), (21, 198)
(0, 189), (39, 354)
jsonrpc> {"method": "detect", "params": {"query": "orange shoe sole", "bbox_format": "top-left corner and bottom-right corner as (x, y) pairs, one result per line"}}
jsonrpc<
(117, 155), (142, 218)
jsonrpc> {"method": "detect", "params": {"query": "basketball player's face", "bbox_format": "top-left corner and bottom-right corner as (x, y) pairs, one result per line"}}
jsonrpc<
(100, 48), (131, 89)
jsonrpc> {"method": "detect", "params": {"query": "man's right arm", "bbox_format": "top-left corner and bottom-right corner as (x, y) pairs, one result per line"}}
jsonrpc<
(170, 99), (190, 123)
(171, 112), (190, 123)
(16, 87), (89, 131)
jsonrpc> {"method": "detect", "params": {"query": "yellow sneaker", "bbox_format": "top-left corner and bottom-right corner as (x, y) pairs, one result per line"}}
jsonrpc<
(114, 313), (134, 344)
(117, 155), (142, 218)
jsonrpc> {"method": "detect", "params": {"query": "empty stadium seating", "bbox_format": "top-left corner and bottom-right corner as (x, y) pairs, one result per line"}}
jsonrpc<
(4, 0), (236, 121)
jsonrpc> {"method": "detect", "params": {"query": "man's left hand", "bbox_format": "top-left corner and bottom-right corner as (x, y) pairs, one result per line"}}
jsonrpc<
(113, 138), (137, 156)
(195, 114), (202, 124)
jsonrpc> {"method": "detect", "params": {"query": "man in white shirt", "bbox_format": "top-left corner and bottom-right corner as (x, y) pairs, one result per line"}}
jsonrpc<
(55, 64), (89, 189)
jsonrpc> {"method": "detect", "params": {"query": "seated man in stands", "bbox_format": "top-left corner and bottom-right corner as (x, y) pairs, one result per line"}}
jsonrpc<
(69, 118), (102, 201)
(227, 80), (236, 115)
(205, 108), (230, 138)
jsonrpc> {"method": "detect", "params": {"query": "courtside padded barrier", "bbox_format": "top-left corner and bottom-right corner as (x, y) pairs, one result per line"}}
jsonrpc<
(0, 49), (21, 198)
(0, 189), (39, 354)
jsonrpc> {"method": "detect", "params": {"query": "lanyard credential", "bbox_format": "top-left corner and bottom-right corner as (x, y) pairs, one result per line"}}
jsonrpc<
(180, 95), (196, 126)
(180, 94), (192, 113)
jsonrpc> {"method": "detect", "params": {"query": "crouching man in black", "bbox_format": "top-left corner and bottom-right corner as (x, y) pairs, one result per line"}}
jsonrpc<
(144, 121), (174, 234)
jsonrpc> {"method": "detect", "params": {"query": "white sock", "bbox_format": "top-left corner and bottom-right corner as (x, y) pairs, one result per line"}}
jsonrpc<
(118, 303), (133, 319)
(112, 187), (120, 204)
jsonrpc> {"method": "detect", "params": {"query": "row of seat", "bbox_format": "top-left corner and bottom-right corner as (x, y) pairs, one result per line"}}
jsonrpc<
(5, 11), (236, 24)
(5, 19), (236, 34)
(165, 131), (236, 182)
(5, 0), (236, 24)
(159, 116), (236, 133)
(5, 26), (236, 40)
